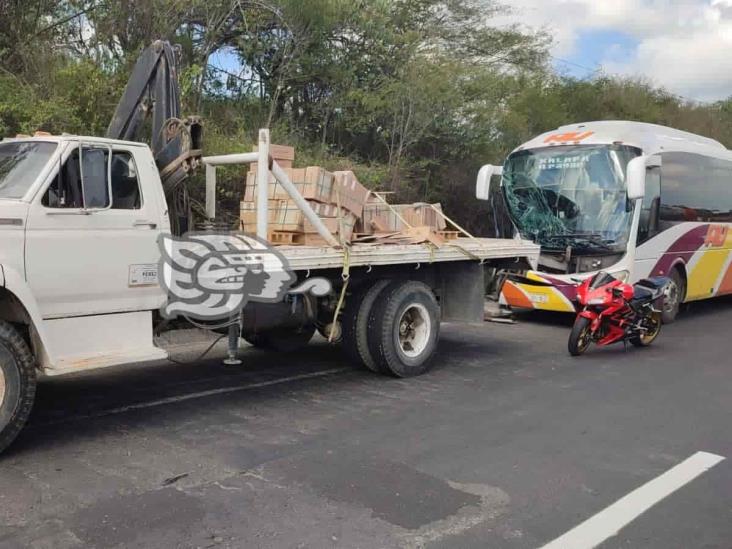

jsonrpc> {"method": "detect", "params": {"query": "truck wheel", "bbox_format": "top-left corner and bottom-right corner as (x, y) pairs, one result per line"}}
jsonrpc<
(341, 280), (391, 373)
(243, 325), (315, 352)
(0, 321), (36, 455)
(367, 281), (441, 378)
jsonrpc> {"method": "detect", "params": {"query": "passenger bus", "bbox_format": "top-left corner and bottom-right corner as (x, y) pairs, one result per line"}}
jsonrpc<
(476, 121), (732, 322)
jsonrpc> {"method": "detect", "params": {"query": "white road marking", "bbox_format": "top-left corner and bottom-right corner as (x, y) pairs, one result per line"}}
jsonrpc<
(37, 368), (347, 426)
(540, 451), (726, 549)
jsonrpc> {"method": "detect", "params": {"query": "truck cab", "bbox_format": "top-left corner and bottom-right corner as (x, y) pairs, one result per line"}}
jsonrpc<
(0, 135), (170, 376)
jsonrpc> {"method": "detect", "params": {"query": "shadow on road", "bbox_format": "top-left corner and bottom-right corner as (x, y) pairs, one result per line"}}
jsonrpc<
(8, 294), (729, 458)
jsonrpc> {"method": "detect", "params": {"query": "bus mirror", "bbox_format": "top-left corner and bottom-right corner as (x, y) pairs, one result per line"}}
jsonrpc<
(476, 164), (502, 200)
(626, 156), (648, 201)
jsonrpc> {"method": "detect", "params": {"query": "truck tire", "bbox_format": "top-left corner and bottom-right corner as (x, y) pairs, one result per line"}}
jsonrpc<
(367, 281), (441, 378)
(0, 321), (36, 455)
(341, 280), (391, 373)
(243, 325), (315, 353)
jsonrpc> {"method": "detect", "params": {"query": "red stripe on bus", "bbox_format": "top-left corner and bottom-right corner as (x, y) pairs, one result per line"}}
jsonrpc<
(651, 225), (708, 277)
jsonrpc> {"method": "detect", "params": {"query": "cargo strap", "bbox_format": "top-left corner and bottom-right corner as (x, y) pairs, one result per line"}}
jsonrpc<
(426, 203), (478, 242)
(448, 243), (482, 262)
(372, 192), (413, 229)
(423, 242), (437, 263)
(334, 184), (346, 247)
(329, 246), (351, 342)
(423, 203), (485, 263)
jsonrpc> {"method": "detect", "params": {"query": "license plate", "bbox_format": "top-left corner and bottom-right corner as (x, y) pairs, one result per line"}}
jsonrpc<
(529, 293), (549, 304)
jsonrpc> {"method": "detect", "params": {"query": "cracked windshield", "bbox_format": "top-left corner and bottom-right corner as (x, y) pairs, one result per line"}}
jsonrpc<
(502, 144), (639, 252)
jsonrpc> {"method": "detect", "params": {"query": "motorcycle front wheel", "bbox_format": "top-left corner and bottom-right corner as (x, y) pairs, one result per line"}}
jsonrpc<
(568, 316), (593, 356)
(631, 311), (662, 347)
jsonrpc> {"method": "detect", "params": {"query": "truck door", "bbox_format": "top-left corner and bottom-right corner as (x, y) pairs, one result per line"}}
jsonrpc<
(25, 142), (166, 319)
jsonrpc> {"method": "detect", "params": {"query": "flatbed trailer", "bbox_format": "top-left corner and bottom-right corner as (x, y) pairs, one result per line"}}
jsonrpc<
(275, 238), (537, 271)
(200, 130), (539, 376)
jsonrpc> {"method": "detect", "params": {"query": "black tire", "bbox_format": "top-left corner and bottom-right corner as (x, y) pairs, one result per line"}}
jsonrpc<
(0, 321), (36, 455)
(341, 280), (391, 373)
(662, 268), (685, 324)
(568, 316), (593, 356)
(367, 281), (441, 378)
(243, 324), (315, 352)
(631, 311), (662, 347)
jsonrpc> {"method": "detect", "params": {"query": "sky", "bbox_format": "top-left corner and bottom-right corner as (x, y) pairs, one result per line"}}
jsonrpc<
(496, 0), (732, 102)
(208, 1), (732, 103)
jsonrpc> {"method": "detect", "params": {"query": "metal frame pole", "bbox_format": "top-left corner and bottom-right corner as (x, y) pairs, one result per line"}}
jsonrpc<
(202, 152), (260, 221)
(205, 164), (216, 219)
(270, 161), (341, 248)
(256, 129), (270, 239)
(203, 152), (259, 165)
(223, 317), (242, 365)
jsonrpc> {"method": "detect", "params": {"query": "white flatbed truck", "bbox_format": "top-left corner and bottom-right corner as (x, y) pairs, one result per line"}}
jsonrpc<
(0, 129), (539, 453)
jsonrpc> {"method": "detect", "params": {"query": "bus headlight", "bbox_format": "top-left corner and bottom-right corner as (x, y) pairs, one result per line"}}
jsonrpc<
(611, 270), (630, 282)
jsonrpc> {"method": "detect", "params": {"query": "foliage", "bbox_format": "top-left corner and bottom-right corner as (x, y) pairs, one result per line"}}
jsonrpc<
(1, 0), (731, 235)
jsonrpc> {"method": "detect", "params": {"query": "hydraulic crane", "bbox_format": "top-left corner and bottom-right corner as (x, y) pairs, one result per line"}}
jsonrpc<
(106, 40), (203, 234)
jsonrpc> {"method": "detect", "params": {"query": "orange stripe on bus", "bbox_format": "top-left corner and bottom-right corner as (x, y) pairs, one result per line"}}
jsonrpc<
(502, 281), (534, 308)
(718, 264), (732, 295)
(543, 131), (594, 144)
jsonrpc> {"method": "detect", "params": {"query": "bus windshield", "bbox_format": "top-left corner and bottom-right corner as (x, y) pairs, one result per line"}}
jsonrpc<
(502, 144), (640, 252)
(0, 141), (57, 200)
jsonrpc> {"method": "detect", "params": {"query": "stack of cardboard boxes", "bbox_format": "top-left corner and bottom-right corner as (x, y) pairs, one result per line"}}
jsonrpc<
(359, 202), (447, 234)
(240, 144), (453, 246)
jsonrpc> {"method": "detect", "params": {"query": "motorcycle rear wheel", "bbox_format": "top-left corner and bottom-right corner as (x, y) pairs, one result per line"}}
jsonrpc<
(568, 316), (593, 356)
(631, 311), (662, 347)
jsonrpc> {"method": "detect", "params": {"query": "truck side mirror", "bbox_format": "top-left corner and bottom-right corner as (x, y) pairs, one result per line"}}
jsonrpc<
(626, 155), (661, 201)
(476, 164), (502, 200)
(80, 146), (112, 210)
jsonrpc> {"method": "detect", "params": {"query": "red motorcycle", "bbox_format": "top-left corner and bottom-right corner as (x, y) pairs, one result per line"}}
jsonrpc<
(569, 272), (668, 356)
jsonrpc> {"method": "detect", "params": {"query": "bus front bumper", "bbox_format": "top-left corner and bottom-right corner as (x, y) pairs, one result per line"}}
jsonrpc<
(500, 272), (578, 313)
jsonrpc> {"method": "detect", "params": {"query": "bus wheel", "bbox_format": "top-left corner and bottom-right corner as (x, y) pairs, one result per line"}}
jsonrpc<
(0, 321), (36, 455)
(662, 269), (685, 324)
(367, 281), (441, 378)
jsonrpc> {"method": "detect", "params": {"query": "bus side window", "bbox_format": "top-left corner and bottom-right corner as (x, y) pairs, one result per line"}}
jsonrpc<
(659, 152), (732, 226)
(637, 167), (661, 244)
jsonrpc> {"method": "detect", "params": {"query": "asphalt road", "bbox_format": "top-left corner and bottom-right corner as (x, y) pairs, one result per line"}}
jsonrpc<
(1, 296), (731, 549)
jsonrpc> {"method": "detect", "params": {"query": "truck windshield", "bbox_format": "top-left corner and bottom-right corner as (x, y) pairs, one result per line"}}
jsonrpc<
(0, 142), (57, 200)
(502, 144), (640, 252)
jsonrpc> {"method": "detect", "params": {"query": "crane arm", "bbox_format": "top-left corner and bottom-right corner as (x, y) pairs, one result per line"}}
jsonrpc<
(106, 40), (203, 196)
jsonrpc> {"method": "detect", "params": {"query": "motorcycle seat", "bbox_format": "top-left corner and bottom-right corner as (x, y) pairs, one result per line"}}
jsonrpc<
(632, 285), (655, 302)
(632, 277), (668, 303)
(636, 277), (669, 290)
